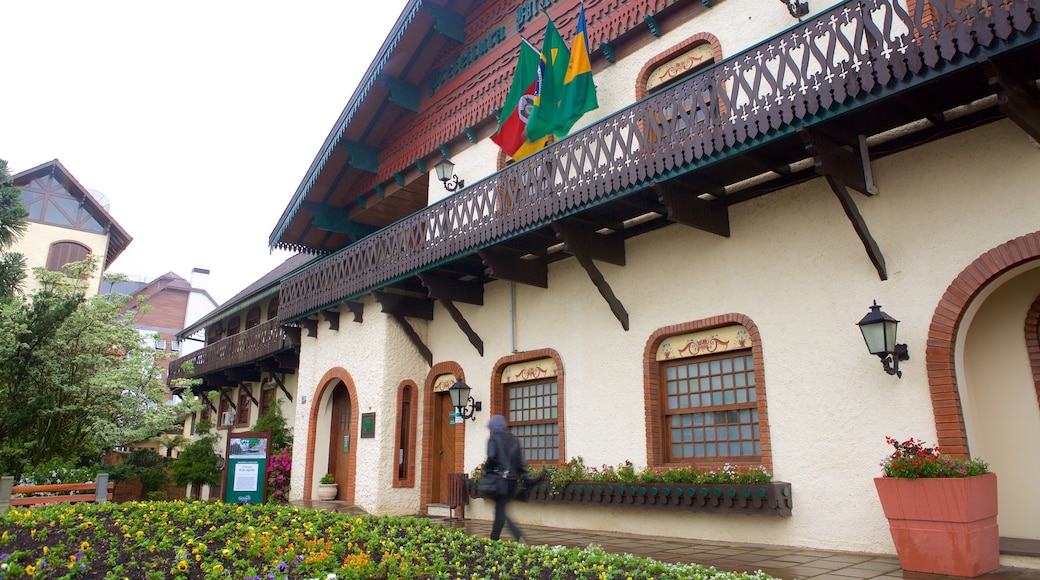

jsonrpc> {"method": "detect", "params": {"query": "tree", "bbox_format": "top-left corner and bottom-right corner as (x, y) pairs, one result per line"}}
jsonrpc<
(0, 259), (188, 478)
(0, 158), (28, 298)
(170, 420), (222, 499)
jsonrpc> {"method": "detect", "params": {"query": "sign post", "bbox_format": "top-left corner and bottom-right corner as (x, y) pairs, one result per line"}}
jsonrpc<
(223, 431), (270, 504)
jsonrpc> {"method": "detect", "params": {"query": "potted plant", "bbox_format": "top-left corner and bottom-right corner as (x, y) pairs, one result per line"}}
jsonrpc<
(317, 473), (338, 501)
(874, 436), (997, 577)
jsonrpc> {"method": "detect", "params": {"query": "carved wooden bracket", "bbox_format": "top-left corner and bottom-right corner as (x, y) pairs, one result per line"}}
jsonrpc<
(652, 181), (730, 237)
(241, 383), (259, 407)
(322, 309), (340, 331)
(800, 128), (888, 281)
(478, 248), (548, 288)
(418, 273), (485, 357)
(299, 318), (318, 338)
(219, 388), (237, 411)
(345, 301), (364, 323)
(270, 373), (293, 404)
(979, 55), (1040, 142)
(552, 221), (630, 330)
(374, 291), (434, 365)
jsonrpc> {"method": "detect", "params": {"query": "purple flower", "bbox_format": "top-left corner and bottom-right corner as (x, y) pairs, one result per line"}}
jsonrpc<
(278, 561), (288, 572)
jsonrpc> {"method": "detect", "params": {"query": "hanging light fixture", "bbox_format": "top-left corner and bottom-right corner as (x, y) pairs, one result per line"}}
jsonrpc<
(857, 301), (910, 378)
(434, 158), (465, 192)
(447, 380), (481, 420)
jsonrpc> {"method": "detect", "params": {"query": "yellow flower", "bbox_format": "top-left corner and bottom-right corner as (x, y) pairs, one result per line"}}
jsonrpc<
(81, 541), (90, 551)
(177, 560), (189, 571)
(25, 565), (36, 575)
(43, 546), (48, 555)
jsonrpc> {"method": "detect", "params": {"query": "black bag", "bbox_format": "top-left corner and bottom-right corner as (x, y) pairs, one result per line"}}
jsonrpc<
(477, 471), (505, 498)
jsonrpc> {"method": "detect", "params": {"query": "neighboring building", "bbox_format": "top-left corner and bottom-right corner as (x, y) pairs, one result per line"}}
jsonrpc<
(170, 0), (1040, 568)
(169, 253), (315, 500)
(9, 159), (132, 296)
(103, 268), (218, 385)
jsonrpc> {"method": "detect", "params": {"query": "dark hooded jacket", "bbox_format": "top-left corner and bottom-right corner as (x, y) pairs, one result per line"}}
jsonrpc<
(485, 414), (528, 482)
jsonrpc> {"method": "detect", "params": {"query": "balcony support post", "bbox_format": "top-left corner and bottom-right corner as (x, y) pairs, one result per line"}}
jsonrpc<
(652, 181), (730, 237)
(478, 248), (548, 288)
(375, 292), (434, 365)
(242, 383), (259, 408)
(270, 373), (294, 404)
(322, 309), (340, 331)
(418, 273), (485, 357)
(980, 55), (1040, 142)
(800, 128), (888, 281)
(552, 222), (630, 331)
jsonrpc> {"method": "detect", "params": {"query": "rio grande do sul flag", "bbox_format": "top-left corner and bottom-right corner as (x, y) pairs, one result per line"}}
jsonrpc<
(491, 39), (549, 160)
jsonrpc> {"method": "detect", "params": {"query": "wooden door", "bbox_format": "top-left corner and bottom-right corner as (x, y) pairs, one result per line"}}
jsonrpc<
(328, 384), (352, 501)
(431, 391), (457, 503)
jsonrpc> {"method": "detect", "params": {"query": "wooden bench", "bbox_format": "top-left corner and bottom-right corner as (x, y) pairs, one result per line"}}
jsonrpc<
(0, 474), (112, 513)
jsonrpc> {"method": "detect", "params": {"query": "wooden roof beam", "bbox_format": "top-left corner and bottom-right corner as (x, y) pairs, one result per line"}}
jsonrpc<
(552, 221), (629, 331)
(800, 128), (888, 281)
(374, 291), (433, 365)
(652, 181), (730, 237)
(478, 248), (548, 288)
(980, 55), (1040, 142)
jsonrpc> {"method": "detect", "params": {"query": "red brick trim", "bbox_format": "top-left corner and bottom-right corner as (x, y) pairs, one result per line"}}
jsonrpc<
(419, 362), (466, 514)
(927, 232), (1040, 458)
(489, 349), (566, 466)
(1025, 297), (1040, 421)
(302, 368), (359, 503)
(635, 33), (723, 100)
(643, 314), (772, 472)
(391, 381), (419, 489)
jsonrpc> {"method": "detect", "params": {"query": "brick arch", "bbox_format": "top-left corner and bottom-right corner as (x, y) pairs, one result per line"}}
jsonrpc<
(303, 367), (359, 501)
(635, 32), (723, 100)
(643, 313), (771, 471)
(927, 232), (1040, 458)
(489, 348), (566, 465)
(1024, 297), (1040, 418)
(419, 361), (466, 513)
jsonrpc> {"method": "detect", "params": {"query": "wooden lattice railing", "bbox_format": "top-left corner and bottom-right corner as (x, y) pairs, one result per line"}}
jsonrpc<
(167, 318), (301, 381)
(280, 0), (1039, 322)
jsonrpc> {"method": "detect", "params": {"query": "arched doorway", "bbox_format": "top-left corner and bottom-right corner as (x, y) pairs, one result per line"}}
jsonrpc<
(421, 364), (466, 512)
(305, 368), (358, 503)
(328, 382), (353, 501)
(928, 234), (1040, 543)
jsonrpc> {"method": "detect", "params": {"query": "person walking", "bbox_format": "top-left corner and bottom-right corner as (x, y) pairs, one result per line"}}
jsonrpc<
(485, 414), (532, 543)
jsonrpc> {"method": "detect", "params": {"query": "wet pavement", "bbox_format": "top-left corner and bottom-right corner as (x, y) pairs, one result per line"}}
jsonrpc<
(290, 500), (1040, 580)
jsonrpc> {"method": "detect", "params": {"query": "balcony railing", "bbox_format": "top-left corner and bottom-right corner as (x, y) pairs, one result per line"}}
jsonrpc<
(279, 0), (1039, 322)
(167, 318), (301, 382)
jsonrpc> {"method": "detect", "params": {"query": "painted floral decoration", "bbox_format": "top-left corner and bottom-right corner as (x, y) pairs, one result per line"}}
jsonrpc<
(880, 436), (989, 479)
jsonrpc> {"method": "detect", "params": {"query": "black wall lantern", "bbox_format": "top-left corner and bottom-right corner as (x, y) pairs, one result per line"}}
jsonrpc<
(434, 158), (465, 192)
(857, 301), (910, 378)
(448, 380), (481, 420)
(784, 0), (809, 19)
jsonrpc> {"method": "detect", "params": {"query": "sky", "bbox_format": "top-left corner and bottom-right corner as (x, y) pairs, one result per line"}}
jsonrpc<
(2, 1), (410, 304)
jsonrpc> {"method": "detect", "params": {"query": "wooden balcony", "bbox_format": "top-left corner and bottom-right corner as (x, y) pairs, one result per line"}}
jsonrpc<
(167, 318), (301, 389)
(279, 0), (1040, 328)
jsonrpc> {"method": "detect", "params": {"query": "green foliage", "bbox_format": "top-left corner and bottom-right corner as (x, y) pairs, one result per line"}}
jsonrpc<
(0, 159), (29, 299)
(17, 458), (98, 485)
(252, 404), (292, 452)
(319, 473), (335, 484)
(506, 456), (774, 493)
(0, 503), (777, 580)
(0, 262), (187, 479)
(169, 435), (222, 494)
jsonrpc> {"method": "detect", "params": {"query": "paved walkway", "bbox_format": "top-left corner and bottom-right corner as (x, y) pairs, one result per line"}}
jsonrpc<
(290, 500), (1040, 580)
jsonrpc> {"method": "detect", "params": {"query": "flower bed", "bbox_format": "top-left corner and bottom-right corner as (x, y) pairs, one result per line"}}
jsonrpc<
(0, 501), (779, 579)
(468, 458), (793, 516)
(468, 479), (793, 516)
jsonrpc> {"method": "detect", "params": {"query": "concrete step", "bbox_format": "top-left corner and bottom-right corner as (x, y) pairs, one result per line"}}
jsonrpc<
(427, 503), (457, 518)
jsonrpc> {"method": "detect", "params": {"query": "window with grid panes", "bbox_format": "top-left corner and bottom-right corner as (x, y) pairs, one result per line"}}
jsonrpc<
(506, 379), (559, 464)
(663, 350), (759, 462)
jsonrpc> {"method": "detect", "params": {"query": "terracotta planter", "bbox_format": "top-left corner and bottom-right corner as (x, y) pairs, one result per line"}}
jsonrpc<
(316, 482), (338, 501)
(874, 474), (999, 577)
(467, 479), (792, 516)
